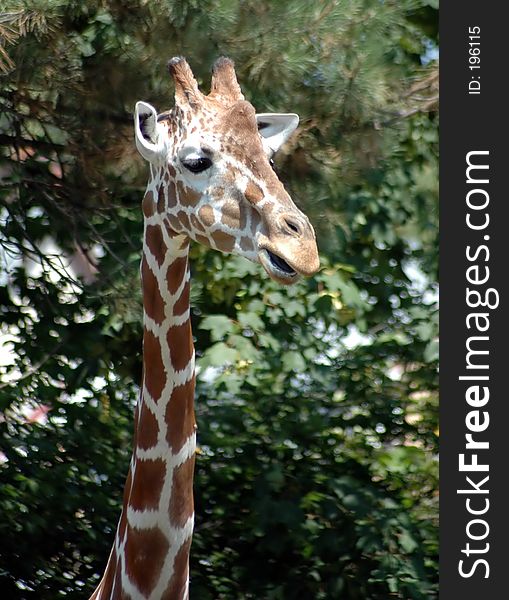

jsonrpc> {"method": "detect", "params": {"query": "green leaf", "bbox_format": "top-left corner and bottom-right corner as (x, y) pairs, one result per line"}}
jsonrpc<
(200, 342), (238, 367)
(283, 300), (306, 318)
(199, 315), (235, 342)
(399, 529), (419, 553)
(282, 350), (306, 372)
(424, 339), (439, 362)
(238, 311), (264, 332)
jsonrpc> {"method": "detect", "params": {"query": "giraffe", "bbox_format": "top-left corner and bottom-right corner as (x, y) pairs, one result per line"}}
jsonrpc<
(90, 56), (319, 600)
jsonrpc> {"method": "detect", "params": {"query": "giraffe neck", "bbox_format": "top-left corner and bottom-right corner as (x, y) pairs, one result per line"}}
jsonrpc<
(92, 170), (196, 600)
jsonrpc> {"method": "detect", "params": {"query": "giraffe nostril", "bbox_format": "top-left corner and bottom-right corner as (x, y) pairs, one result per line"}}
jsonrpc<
(283, 218), (301, 236)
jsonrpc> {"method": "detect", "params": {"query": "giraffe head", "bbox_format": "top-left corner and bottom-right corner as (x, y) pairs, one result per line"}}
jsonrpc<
(134, 57), (319, 284)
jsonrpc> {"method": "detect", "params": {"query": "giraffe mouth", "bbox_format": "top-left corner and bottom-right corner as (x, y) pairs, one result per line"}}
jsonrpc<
(264, 249), (298, 279)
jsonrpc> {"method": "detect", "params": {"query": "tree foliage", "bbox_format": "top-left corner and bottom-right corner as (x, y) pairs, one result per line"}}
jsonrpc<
(0, 1), (438, 598)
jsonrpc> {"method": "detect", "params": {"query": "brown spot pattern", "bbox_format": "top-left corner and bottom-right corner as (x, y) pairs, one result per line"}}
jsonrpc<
(178, 185), (201, 208)
(211, 230), (236, 252)
(244, 181), (264, 204)
(198, 204), (215, 228)
(177, 211), (191, 232)
(240, 236), (254, 252)
(137, 400), (159, 450)
(169, 456), (195, 528)
(161, 538), (192, 600)
(129, 458), (166, 511)
(124, 525), (169, 597)
(112, 555), (130, 599)
(145, 224), (165, 268)
(195, 233), (210, 247)
(158, 187), (166, 213)
(190, 214), (205, 233)
(111, 564), (122, 599)
(239, 199), (248, 230)
(220, 200), (240, 229)
(167, 321), (194, 372)
(142, 191), (155, 218)
(118, 504), (128, 540)
(143, 329), (166, 401)
(167, 214), (182, 234)
(165, 378), (195, 452)
(173, 281), (190, 317)
(141, 257), (165, 325)
(167, 180), (177, 208)
(167, 256), (188, 295)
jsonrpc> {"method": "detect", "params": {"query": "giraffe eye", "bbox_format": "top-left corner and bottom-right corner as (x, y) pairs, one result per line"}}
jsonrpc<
(182, 156), (213, 174)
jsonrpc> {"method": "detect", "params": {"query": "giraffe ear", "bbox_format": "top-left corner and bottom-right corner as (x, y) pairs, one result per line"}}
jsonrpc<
(256, 113), (299, 155)
(134, 101), (167, 163)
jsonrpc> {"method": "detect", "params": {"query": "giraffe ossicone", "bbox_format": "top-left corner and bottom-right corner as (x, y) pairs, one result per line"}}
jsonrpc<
(90, 56), (319, 600)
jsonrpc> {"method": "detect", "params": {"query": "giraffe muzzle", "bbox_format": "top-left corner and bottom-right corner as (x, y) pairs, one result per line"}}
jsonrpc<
(266, 249), (298, 277)
(257, 209), (320, 284)
(259, 248), (299, 284)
